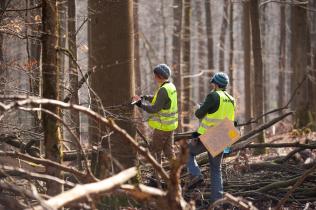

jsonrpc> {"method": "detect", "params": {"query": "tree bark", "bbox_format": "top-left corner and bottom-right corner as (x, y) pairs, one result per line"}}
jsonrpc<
(68, 0), (81, 169)
(228, 1), (234, 95)
(290, 1), (310, 128)
(42, 0), (62, 195)
(278, 2), (286, 114)
(88, 0), (136, 176)
(205, 0), (214, 71)
(172, 0), (182, 131)
(249, 0), (265, 154)
(243, 1), (252, 134)
(218, 0), (229, 72)
(181, 0), (191, 131)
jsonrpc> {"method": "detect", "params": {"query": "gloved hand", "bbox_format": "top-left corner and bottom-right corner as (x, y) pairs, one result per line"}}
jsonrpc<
(135, 99), (142, 107)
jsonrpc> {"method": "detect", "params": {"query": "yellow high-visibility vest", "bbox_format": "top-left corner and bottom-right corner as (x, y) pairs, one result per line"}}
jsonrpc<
(197, 90), (235, 134)
(148, 82), (178, 131)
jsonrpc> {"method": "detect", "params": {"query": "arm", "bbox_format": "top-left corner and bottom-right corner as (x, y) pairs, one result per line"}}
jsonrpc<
(141, 88), (169, 113)
(195, 92), (220, 119)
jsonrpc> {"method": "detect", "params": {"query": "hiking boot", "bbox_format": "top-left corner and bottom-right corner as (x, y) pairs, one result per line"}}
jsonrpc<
(186, 175), (204, 190)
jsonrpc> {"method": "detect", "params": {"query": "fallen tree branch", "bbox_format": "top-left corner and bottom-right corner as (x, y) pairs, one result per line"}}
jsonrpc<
(0, 151), (96, 182)
(0, 165), (75, 187)
(31, 167), (137, 210)
(275, 163), (316, 210)
(0, 96), (169, 181)
(232, 112), (294, 151)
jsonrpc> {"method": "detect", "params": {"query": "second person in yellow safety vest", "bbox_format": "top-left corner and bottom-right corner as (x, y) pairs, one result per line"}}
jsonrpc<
(132, 64), (178, 164)
(186, 72), (235, 204)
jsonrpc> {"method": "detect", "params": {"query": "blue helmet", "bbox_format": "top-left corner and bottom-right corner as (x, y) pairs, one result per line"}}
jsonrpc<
(153, 64), (171, 79)
(210, 72), (229, 87)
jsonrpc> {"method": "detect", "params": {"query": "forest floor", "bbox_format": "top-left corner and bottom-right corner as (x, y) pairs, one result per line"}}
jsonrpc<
(178, 130), (316, 210)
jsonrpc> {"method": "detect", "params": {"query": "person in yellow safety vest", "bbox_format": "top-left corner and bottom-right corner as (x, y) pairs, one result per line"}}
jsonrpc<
(132, 64), (178, 165)
(186, 72), (235, 203)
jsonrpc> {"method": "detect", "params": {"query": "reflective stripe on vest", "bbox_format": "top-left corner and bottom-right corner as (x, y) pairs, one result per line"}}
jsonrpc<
(148, 82), (178, 131)
(197, 90), (235, 134)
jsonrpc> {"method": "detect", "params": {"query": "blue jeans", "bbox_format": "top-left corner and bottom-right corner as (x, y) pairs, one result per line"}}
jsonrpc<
(187, 139), (224, 203)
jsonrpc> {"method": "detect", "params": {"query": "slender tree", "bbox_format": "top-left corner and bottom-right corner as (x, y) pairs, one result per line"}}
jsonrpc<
(290, 1), (310, 128)
(243, 1), (252, 134)
(196, 0), (206, 102)
(67, 0), (81, 168)
(181, 0), (191, 131)
(205, 0), (214, 71)
(228, 1), (234, 95)
(42, 0), (62, 195)
(250, 0), (265, 154)
(278, 2), (286, 113)
(172, 0), (182, 131)
(218, 0), (229, 72)
(88, 0), (136, 177)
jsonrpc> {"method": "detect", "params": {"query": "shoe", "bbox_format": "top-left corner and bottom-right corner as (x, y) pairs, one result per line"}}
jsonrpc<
(187, 175), (204, 190)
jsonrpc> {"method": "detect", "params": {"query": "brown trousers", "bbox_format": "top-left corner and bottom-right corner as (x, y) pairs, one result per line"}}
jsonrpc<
(150, 129), (175, 163)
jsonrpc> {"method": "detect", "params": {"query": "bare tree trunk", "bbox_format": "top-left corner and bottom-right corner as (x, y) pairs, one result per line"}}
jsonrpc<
(250, 0), (265, 154)
(196, 0), (206, 102)
(42, 0), (62, 195)
(0, 1), (5, 95)
(68, 0), (81, 169)
(134, 0), (141, 93)
(218, 0), (229, 72)
(161, 0), (167, 64)
(172, 0), (182, 131)
(278, 2), (286, 113)
(88, 0), (136, 177)
(205, 0), (214, 71)
(290, 2), (310, 128)
(243, 1), (252, 133)
(228, 1), (234, 95)
(181, 0), (191, 131)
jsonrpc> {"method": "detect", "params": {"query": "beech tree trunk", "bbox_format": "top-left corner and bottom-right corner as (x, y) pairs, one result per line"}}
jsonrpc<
(249, 0), (265, 154)
(88, 0), (136, 177)
(172, 0), (182, 131)
(218, 0), (229, 72)
(42, 0), (62, 195)
(278, 2), (286, 113)
(243, 1), (252, 134)
(290, 2), (310, 128)
(181, 0), (191, 131)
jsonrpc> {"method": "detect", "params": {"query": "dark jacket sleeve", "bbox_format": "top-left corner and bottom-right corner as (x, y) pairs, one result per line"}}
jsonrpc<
(195, 91), (220, 119)
(141, 88), (170, 113)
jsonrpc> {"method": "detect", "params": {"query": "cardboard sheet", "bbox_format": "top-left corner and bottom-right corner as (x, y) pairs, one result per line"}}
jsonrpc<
(199, 118), (240, 157)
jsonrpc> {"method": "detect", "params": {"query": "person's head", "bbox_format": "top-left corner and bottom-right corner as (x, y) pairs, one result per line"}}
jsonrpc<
(210, 72), (229, 90)
(153, 64), (171, 83)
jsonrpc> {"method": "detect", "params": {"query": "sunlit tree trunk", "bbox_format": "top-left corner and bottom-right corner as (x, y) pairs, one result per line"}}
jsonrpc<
(250, 0), (265, 154)
(172, 0), (182, 131)
(218, 0), (229, 72)
(243, 1), (252, 134)
(67, 0), (81, 169)
(181, 0), (191, 131)
(88, 0), (136, 177)
(42, 0), (62, 195)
